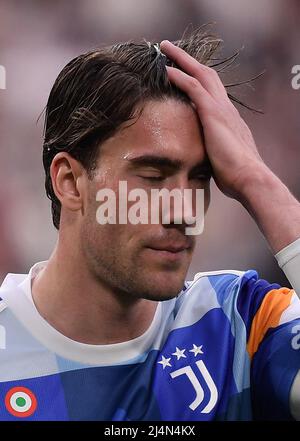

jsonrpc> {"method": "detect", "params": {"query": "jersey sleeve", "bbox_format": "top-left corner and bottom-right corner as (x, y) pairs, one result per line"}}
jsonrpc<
(244, 281), (300, 420)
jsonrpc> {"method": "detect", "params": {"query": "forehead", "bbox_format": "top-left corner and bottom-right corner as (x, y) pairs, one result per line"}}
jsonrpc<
(99, 99), (205, 167)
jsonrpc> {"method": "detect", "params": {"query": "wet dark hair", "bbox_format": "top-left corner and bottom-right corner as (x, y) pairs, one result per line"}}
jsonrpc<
(42, 26), (254, 229)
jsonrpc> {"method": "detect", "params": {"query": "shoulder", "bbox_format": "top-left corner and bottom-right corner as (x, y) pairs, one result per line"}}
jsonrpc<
(174, 268), (257, 322)
(184, 268), (262, 306)
(181, 269), (300, 332)
(187, 267), (295, 307)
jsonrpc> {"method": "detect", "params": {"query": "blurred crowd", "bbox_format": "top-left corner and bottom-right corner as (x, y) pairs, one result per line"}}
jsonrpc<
(0, 0), (299, 285)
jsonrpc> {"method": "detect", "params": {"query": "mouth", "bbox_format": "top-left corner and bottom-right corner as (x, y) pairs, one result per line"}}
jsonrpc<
(146, 243), (191, 263)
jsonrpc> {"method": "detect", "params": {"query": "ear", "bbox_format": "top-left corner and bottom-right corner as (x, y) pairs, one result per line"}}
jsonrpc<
(50, 152), (86, 213)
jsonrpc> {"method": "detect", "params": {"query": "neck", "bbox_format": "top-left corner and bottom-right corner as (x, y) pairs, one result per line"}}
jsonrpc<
(31, 241), (158, 345)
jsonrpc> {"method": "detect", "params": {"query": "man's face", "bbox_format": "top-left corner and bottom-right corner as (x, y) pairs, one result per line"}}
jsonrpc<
(81, 99), (210, 301)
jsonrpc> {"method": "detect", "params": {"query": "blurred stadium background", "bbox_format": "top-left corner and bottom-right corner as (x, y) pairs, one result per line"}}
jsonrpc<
(0, 0), (299, 285)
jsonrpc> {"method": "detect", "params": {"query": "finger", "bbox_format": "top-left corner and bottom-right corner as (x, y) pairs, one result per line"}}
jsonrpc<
(161, 40), (227, 99)
(166, 66), (213, 114)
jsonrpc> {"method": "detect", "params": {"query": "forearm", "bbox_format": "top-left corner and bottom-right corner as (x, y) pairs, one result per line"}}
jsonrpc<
(240, 163), (300, 254)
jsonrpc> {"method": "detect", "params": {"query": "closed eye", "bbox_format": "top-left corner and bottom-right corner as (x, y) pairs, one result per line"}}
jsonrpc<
(191, 174), (211, 181)
(138, 175), (165, 182)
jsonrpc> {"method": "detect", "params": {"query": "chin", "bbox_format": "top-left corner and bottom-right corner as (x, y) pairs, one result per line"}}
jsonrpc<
(139, 274), (186, 301)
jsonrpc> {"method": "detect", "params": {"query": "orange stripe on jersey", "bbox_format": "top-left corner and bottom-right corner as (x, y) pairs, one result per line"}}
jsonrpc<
(247, 288), (294, 359)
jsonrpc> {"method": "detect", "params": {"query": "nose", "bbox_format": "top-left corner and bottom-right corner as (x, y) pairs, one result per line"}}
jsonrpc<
(160, 189), (188, 225)
(160, 180), (202, 229)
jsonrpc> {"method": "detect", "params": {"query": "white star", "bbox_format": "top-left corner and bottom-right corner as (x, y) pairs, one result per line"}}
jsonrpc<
(189, 344), (204, 357)
(158, 355), (172, 369)
(172, 347), (187, 360)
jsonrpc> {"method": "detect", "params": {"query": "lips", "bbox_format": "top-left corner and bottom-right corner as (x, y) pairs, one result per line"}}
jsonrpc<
(147, 243), (191, 253)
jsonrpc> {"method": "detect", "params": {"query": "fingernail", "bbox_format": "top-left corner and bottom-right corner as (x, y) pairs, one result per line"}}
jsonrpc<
(160, 40), (171, 47)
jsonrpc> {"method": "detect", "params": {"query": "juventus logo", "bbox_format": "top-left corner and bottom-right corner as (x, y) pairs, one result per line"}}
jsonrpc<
(170, 360), (218, 412)
(158, 343), (218, 413)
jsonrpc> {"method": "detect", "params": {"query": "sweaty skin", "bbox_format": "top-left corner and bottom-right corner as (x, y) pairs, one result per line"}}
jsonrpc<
(32, 99), (210, 345)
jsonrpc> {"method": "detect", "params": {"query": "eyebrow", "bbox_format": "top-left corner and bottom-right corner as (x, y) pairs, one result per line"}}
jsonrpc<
(126, 154), (212, 173)
(126, 155), (182, 170)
